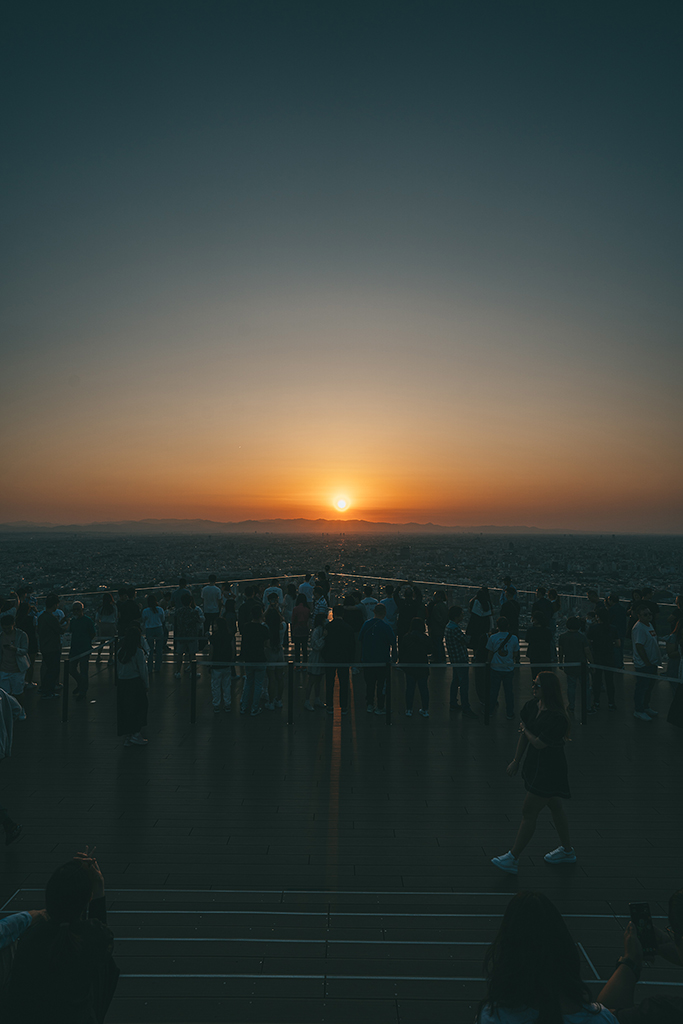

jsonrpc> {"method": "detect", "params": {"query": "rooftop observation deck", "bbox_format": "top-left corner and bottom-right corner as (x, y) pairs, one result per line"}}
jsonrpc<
(1, 579), (681, 1023)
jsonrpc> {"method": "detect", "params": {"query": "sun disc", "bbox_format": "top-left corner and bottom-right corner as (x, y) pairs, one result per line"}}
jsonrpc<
(335, 497), (348, 511)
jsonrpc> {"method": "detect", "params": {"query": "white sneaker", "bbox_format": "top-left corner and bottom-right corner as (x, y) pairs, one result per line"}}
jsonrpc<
(367, 704), (375, 713)
(265, 702), (275, 710)
(304, 700), (314, 711)
(644, 707), (658, 717)
(633, 711), (651, 721)
(374, 707), (384, 715)
(544, 846), (577, 864)
(419, 708), (429, 717)
(405, 709), (412, 716)
(491, 852), (518, 875)
(274, 699), (283, 708)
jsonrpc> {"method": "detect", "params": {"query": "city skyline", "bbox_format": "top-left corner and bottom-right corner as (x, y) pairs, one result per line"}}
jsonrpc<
(2, 2), (682, 533)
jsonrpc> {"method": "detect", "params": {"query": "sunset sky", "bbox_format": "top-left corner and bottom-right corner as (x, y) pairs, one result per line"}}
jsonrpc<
(2, 2), (681, 532)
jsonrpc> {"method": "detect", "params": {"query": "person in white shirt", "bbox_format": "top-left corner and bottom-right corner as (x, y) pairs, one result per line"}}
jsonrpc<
(486, 616), (520, 719)
(201, 575), (222, 634)
(360, 585), (378, 621)
(262, 579), (284, 610)
(140, 595), (166, 674)
(631, 605), (660, 720)
(298, 575), (315, 603)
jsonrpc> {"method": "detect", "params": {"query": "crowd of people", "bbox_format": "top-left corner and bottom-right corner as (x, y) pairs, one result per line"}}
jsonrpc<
(0, 849), (680, 1022)
(1, 575), (681, 729)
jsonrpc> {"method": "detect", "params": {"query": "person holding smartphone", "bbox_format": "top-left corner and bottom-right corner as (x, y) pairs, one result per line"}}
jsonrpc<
(6, 847), (120, 1022)
(597, 888), (683, 1020)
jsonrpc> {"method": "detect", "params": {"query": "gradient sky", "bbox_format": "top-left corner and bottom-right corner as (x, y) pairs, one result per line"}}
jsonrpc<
(2, 1), (682, 531)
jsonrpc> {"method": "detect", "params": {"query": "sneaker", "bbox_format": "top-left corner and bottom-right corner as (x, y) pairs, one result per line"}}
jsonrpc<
(213, 706), (221, 714)
(419, 708), (429, 717)
(633, 711), (651, 721)
(304, 699), (314, 711)
(608, 703), (617, 711)
(367, 704), (375, 713)
(240, 707), (247, 715)
(274, 699), (283, 708)
(326, 708), (334, 715)
(265, 702), (275, 710)
(491, 851), (518, 875)
(506, 713), (515, 720)
(341, 708), (349, 715)
(587, 705), (598, 715)
(405, 709), (413, 716)
(224, 704), (232, 712)
(250, 707), (263, 717)
(41, 693), (59, 700)
(128, 733), (148, 745)
(174, 672), (181, 679)
(375, 707), (384, 715)
(644, 708), (658, 717)
(544, 846), (577, 864)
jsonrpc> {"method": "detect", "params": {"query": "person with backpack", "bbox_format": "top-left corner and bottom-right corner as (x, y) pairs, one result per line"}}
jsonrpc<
(486, 616), (520, 719)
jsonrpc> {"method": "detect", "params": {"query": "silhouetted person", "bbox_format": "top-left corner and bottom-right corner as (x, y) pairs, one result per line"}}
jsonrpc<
(322, 606), (354, 715)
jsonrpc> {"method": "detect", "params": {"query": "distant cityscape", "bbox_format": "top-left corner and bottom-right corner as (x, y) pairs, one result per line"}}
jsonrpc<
(1, 531), (681, 607)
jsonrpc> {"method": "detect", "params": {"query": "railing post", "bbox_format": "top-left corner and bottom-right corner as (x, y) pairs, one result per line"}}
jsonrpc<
(580, 662), (588, 726)
(287, 661), (294, 726)
(484, 662), (491, 726)
(190, 660), (197, 724)
(385, 662), (392, 725)
(61, 654), (70, 722)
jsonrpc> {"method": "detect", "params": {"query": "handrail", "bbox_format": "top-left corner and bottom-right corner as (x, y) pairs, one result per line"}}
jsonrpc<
(9, 572), (677, 608)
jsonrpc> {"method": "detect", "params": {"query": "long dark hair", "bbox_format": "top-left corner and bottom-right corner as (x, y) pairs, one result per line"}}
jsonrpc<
(474, 586), (491, 613)
(44, 859), (94, 967)
(118, 626), (142, 664)
(147, 593), (158, 611)
(100, 593), (114, 614)
(478, 891), (597, 1023)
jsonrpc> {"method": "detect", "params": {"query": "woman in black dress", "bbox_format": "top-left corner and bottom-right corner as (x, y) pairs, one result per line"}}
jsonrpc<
(491, 672), (575, 875)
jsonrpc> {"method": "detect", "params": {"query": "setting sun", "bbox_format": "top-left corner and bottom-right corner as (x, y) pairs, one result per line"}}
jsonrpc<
(335, 497), (349, 511)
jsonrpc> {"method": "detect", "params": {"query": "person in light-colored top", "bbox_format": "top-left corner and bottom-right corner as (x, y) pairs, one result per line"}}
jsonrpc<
(201, 575), (222, 633)
(116, 627), (149, 747)
(477, 890), (618, 1024)
(95, 594), (117, 665)
(360, 585), (378, 621)
(262, 579), (284, 610)
(298, 575), (315, 603)
(141, 595), (166, 674)
(631, 605), (660, 720)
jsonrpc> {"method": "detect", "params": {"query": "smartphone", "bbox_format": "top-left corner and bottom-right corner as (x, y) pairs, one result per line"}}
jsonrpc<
(629, 901), (658, 959)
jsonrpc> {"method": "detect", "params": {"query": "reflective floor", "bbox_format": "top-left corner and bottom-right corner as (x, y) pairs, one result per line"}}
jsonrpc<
(1, 661), (681, 1022)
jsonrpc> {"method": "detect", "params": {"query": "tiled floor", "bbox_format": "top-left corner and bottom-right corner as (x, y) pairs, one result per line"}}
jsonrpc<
(1, 660), (681, 1021)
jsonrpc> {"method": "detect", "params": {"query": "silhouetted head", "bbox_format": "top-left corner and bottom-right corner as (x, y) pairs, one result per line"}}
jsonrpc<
(46, 859), (95, 924)
(480, 891), (591, 1021)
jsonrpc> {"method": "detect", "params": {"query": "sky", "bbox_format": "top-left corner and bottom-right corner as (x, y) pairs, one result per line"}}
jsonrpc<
(2, 0), (682, 532)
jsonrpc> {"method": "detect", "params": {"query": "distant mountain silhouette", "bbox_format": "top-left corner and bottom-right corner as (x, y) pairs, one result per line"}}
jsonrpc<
(0, 517), (571, 535)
